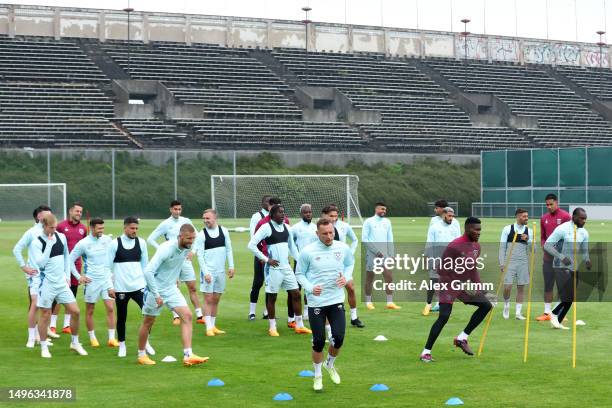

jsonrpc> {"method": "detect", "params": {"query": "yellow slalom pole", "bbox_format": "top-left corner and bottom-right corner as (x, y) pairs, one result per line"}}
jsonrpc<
(478, 231), (518, 357)
(523, 222), (537, 363)
(572, 224), (577, 368)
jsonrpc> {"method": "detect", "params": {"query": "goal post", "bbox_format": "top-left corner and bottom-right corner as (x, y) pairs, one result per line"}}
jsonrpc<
(211, 175), (362, 224)
(0, 183), (66, 221)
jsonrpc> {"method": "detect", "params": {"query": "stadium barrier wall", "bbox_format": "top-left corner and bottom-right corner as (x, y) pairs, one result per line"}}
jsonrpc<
(0, 4), (610, 68)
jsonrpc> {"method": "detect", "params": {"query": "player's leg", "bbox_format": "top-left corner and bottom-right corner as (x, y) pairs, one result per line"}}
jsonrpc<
(50, 302), (60, 337)
(131, 289), (155, 354)
(266, 293), (278, 335)
(383, 267), (401, 309)
(502, 283), (512, 320)
(26, 284), (40, 347)
(210, 293), (224, 334)
(249, 258), (265, 320)
(364, 270), (375, 309)
(37, 307), (53, 358)
(204, 292), (215, 336)
(421, 302), (453, 362)
(324, 303), (346, 385)
(103, 298), (118, 346)
(115, 292), (129, 357)
(346, 280), (364, 328)
(265, 265), (282, 336)
(85, 303), (99, 346)
(455, 293), (493, 355)
(309, 304), (327, 391)
(173, 301), (208, 366)
(423, 274), (439, 316)
(515, 284), (526, 320)
(364, 252), (376, 309)
(64, 300), (87, 355)
(537, 260), (555, 320)
(62, 284), (78, 334)
(551, 269), (572, 329)
(137, 315), (157, 365)
(284, 268), (310, 334)
(287, 289), (296, 328)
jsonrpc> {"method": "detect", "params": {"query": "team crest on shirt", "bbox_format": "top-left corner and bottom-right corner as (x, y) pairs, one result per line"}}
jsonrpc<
(79, 228), (85, 235)
(473, 250), (478, 257)
(334, 252), (342, 260)
(557, 218), (562, 225)
(315, 257), (321, 261)
(64, 228), (69, 232)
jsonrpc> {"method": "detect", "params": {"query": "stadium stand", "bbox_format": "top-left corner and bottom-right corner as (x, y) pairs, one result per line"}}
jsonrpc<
(270, 48), (530, 151)
(1, 34), (612, 151)
(555, 65), (612, 100)
(426, 59), (612, 146)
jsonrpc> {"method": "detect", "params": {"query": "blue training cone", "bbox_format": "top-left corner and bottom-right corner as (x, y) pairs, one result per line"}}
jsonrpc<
(273, 393), (293, 401)
(446, 397), (464, 405)
(370, 384), (390, 392)
(207, 378), (225, 387)
(299, 370), (315, 377)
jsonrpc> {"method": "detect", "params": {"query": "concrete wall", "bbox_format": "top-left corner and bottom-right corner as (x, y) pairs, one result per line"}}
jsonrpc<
(0, 148), (479, 168)
(1, 4), (611, 69)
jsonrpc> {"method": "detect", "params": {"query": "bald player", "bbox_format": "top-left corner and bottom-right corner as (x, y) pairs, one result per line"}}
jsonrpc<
(137, 224), (208, 366)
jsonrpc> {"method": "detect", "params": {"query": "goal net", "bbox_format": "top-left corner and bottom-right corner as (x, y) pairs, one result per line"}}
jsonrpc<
(0, 183), (66, 221)
(211, 175), (362, 224)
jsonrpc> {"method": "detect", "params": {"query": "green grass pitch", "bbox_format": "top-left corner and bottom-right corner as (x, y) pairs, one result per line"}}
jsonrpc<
(1, 217), (610, 407)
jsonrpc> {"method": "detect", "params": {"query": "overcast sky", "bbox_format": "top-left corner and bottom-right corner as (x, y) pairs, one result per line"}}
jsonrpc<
(4, 0), (612, 43)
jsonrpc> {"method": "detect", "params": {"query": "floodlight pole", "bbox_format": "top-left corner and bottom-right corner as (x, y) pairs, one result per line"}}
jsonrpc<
(597, 30), (606, 100)
(124, 5), (134, 77)
(461, 18), (471, 91)
(302, 6), (312, 86)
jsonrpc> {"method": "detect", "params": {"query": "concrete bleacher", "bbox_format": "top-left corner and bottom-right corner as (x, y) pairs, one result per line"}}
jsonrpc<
(1, 33), (611, 151)
(555, 65), (612, 100)
(270, 48), (528, 151)
(175, 119), (365, 150)
(0, 81), (130, 148)
(426, 59), (612, 147)
(0, 36), (107, 82)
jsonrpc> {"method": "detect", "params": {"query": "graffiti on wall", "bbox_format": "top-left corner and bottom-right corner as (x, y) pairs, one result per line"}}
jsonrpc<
(523, 42), (580, 65)
(454, 35), (487, 60)
(490, 38), (519, 62)
(582, 47), (610, 68)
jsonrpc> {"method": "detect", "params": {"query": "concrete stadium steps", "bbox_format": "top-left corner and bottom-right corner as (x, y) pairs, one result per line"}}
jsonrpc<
(165, 84), (302, 119)
(117, 119), (190, 147)
(175, 119), (365, 150)
(425, 58), (612, 146)
(554, 65), (612, 101)
(0, 81), (131, 148)
(0, 35), (107, 82)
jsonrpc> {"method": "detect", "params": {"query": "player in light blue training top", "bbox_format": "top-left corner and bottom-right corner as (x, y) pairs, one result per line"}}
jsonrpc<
(137, 223), (208, 367)
(147, 199), (202, 325)
(544, 207), (591, 330)
(289, 203), (317, 325)
(13, 205), (52, 348)
(362, 201), (400, 310)
(295, 217), (354, 392)
(69, 217), (118, 348)
(30, 213), (87, 359)
(248, 204), (310, 336)
(194, 209), (235, 336)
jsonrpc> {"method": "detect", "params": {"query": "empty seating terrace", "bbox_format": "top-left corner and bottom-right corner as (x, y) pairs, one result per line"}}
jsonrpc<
(0, 36), (107, 82)
(270, 48), (529, 151)
(426, 59), (612, 147)
(0, 81), (130, 148)
(555, 65), (612, 101)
